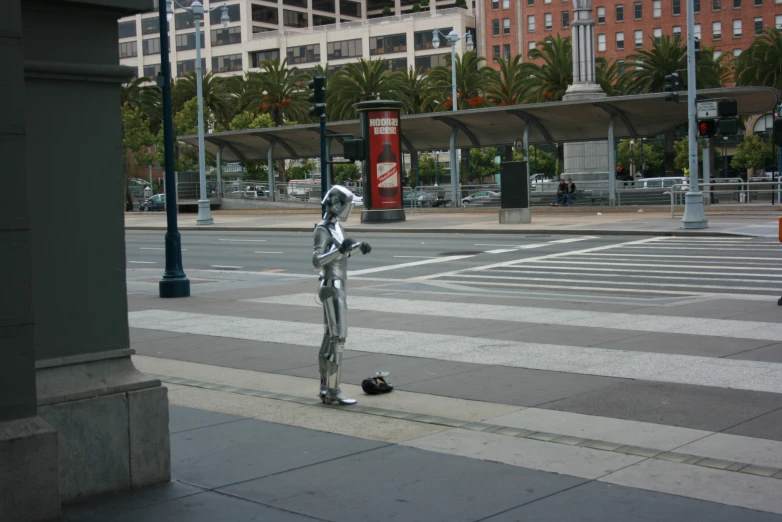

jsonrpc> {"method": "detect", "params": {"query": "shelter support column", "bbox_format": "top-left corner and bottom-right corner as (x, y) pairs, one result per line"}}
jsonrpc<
(607, 114), (616, 205)
(325, 138), (332, 189)
(268, 143), (276, 202)
(450, 127), (459, 206)
(216, 145), (223, 198)
(703, 138), (711, 205)
(412, 151), (419, 188)
(523, 125), (530, 208)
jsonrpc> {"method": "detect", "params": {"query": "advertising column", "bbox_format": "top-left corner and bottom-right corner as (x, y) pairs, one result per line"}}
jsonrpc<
(354, 100), (406, 223)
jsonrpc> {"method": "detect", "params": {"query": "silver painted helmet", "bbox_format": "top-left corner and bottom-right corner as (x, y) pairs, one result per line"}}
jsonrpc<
(322, 185), (354, 222)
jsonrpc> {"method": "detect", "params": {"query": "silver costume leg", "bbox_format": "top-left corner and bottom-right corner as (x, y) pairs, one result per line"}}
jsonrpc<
(318, 284), (356, 405)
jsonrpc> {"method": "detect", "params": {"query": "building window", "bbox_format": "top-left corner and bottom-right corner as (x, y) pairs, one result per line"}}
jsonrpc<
(313, 14), (336, 26)
(673, 25), (681, 34)
(734, 19), (742, 36)
(754, 0), (762, 5)
(175, 33), (204, 51)
(327, 38), (362, 59)
(653, 27), (662, 39)
(597, 33), (606, 51)
(119, 41), (137, 58)
(712, 21), (722, 39)
(212, 53), (242, 73)
(492, 0), (499, 9)
(527, 15), (535, 31)
(734, 0), (741, 6)
(493, 44), (501, 57)
(504, 18), (511, 34)
(493, 19), (501, 35)
(528, 41), (536, 50)
(528, 0), (534, 5)
(287, 43), (321, 63)
(252, 5), (279, 24)
(672, 0), (681, 14)
(175, 13), (196, 30)
(341, 1), (361, 17)
(616, 31), (624, 50)
(634, 29), (642, 47)
(616, 4), (624, 21)
(633, 1), (642, 18)
(712, 0), (721, 9)
(503, 0), (511, 7)
(312, 0), (336, 12)
(544, 0), (551, 4)
(211, 26), (241, 46)
(387, 58), (407, 72)
(415, 27), (451, 50)
(754, 17), (763, 34)
(141, 17), (160, 35)
(562, 11), (570, 27)
(369, 34), (406, 55)
(694, 23), (701, 39)
(545, 13), (552, 29)
(211, 4), (240, 24)
(734, 48), (742, 55)
(777, 14), (782, 28)
(142, 37), (160, 55)
(284, 0), (307, 7)
(118, 21), (136, 39)
(251, 49), (280, 68)
(617, 59), (625, 74)
(414, 53), (449, 72)
(714, 50), (722, 58)
(596, 6), (605, 22)
(143, 64), (161, 79)
(283, 10), (308, 27)
(177, 58), (206, 75)
(694, 0), (700, 12)
(503, 43), (511, 59)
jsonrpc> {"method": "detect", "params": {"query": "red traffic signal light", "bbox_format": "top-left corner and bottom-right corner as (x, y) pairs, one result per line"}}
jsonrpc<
(698, 120), (717, 137)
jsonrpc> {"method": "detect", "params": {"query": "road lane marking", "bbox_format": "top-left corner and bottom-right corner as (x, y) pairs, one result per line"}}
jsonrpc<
(348, 255), (476, 276)
(393, 256), (439, 259)
(210, 265), (243, 269)
(547, 236), (599, 244)
(219, 239), (267, 242)
(484, 267), (782, 282)
(590, 253), (782, 261)
(128, 261), (157, 264)
(139, 247), (188, 251)
(254, 251), (284, 254)
(527, 260), (782, 271)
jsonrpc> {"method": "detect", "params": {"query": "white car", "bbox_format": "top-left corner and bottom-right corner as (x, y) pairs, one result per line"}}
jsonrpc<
(462, 190), (500, 206)
(352, 193), (363, 207)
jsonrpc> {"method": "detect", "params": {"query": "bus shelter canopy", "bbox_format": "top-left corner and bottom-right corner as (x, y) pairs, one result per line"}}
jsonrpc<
(178, 87), (780, 163)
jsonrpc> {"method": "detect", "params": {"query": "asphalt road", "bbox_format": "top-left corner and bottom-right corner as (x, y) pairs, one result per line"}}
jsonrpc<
(126, 231), (782, 300)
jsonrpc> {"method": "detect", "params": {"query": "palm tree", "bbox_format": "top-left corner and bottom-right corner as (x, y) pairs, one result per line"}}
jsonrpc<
(240, 58), (310, 126)
(485, 55), (528, 106)
(735, 27), (782, 90)
(524, 36), (573, 102)
(172, 71), (235, 128)
(120, 77), (162, 129)
(400, 66), (433, 114)
(425, 51), (495, 111)
(595, 57), (626, 96)
(327, 59), (406, 120)
(622, 34), (728, 94)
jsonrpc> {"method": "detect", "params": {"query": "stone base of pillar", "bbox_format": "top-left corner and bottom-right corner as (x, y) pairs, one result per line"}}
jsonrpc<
(680, 191), (709, 229)
(196, 200), (214, 225)
(563, 83), (606, 100)
(35, 349), (171, 504)
(0, 416), (61, 522)
(499, 208), (531, 224)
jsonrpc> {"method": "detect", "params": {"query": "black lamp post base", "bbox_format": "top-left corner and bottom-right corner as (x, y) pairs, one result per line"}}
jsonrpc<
(778, 296), (782, 306)
(361, 209), (406, 223)
(159, 277), (190, 298)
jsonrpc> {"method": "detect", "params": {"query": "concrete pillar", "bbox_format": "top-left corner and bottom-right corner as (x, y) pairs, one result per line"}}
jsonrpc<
(21, 0), (171, 506)
(450, 127), (459, 206)
(608, 114), (616, 205)
(268, 142), (276, 201)
(0, 2), (61, 520)
(216, 145), (224, 197)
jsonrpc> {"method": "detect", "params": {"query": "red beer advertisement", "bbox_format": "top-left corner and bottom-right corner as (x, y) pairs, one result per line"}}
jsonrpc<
(367, 110), (402, 209)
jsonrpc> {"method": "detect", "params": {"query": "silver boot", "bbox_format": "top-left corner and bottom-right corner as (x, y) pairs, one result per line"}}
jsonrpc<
(322, 388), (357, 405)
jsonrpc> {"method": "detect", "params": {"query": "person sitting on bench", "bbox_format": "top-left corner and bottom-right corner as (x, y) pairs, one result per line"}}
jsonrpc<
(564, 178), (577, 206)
(550, 178), (567, 207)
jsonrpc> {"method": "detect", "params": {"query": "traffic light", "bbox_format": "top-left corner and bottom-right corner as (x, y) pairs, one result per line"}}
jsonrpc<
(694, 38), (700, 61)
(718, 118), (739, 136)
(698, 120), (717, 137)
(308, 76), (326, 118)
(664, 72), (680, 102)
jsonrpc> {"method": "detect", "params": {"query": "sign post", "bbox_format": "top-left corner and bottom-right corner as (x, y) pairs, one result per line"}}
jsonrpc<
(354, 100), (406, 223)
(696, 101), (718, 120)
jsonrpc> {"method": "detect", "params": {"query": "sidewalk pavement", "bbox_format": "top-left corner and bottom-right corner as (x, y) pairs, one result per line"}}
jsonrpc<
(126, 207), (782, 237)
(64, 263), (782, 521)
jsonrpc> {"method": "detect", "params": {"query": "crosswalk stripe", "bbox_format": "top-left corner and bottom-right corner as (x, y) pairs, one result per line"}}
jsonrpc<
(247, 294), (782, 341)
(482, 267), (782, 282)
(129, 309), (782, 394)
(589, 253), (782, 261)
(530, 259), (782, 271)
(621, 246), (782, 252)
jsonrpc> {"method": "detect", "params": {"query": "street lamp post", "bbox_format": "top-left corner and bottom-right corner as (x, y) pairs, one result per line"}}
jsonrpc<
(167, 0), (230, 226)
(433, 28), (474, 207)
(629, 140), (635, 178)
(640, 138), (645, 175)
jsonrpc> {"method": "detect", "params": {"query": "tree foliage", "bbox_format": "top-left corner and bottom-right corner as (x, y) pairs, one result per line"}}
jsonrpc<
(524, 35), (573, 102)
(468, 148), (499, 182)
(735, 27), (782, 91)
(426, 51), (495, 110)
(732, 134), (774, 172)
(333, 162), (361, 184)
(617, 139), (664, 173)
(328, 59), (406, 120)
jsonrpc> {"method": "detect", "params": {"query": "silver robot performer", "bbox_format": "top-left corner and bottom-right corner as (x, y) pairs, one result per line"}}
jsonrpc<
(312, 185), (371, 405)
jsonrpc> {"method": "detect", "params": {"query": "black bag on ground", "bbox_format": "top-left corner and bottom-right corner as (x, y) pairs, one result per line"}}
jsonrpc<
(361, 375), (393, 395)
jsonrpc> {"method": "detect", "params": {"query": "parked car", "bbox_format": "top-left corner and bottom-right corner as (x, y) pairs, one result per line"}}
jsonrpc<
(352, 192), (363, 207)
(462, 190), (500, 206)
(403, 189), (445, 207)
(139, 194), (165, 212)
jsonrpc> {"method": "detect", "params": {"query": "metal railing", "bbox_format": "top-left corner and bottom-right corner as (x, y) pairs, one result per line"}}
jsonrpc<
(669, 181), (782, 218)
(251, 8), (471, 41)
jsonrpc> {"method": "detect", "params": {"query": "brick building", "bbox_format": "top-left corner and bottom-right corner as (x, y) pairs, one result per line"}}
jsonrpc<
(479, 0), (782, 68)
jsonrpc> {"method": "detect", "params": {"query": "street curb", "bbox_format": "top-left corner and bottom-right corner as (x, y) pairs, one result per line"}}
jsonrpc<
(125, 225), (753, 237)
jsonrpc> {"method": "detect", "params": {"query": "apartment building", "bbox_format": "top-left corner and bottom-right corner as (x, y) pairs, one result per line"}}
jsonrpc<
(480, 0), (782, 66)
(118, 0), (477, 79)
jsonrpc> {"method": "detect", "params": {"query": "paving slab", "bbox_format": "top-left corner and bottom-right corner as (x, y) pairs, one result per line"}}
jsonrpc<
(168, 387), (305, 420)
(219, 444), (585, 522)
(727, 343), (782, 363)
(63, 481), (204, 522)
(66, 490), (318, 522)
(132, 333), (260, 356)
(168, 405), (244, 434)
(402, 428), (644, 480)
(484, 324), (642, 347)
(171, 417), (387, 489)
(129, 327), (190, 344)
(591, 331), (773, 357)
(401, 365), (627, 407)
(483, 481), (782, 522)
(542, 381), (782, 432)
(486, 407), (711, 451)
(599, 458), (782, 515)
(279, 353), (489, 387)
(676, 432), (782, 468)
(724, 408), (782, 442)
